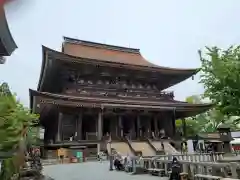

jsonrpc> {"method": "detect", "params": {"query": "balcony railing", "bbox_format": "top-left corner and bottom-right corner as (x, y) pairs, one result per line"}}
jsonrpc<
(160, 91), (174, 98)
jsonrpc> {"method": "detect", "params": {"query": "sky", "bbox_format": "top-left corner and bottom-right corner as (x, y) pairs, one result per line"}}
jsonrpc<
(1, 0), (240, 107)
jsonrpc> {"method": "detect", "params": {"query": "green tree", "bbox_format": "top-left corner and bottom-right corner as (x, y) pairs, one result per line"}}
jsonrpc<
(0, 83), (39, 179)
(176, 95), (239, 136)
(175, 95), (203, 136)
(199, 46), (240, 118)
(175, 118), (199, 137)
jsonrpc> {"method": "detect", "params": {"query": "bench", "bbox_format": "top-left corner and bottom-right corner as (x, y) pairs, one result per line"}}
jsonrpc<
(194, 174), (222, 180)
(147, 168), (165, 176)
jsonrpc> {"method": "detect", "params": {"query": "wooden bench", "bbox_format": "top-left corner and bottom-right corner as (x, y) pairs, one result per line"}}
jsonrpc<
(147, 168), (165, 176)
(194, 174), (222, 180)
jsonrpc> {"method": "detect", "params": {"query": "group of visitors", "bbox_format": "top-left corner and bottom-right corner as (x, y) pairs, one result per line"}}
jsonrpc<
(112, 153), (182, 180)
(193, 140), (218, 153)
(112, 153), (134, 171)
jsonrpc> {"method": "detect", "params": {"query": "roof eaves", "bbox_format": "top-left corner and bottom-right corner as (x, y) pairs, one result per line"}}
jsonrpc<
(0, 6), (17, 56)
(30, 89), (214, 111)
(44, 45), (199, 74)
(37, 46), (48, 91)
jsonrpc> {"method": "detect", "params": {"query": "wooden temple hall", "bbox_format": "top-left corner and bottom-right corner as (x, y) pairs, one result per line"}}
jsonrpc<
(30, 37), (212, 157)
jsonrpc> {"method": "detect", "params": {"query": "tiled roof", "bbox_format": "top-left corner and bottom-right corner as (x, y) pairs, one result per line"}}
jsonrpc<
(62, 37), (198, 71)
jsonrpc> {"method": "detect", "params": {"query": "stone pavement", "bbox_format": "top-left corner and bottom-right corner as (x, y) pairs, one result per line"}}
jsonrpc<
(43, 161), (168, 180)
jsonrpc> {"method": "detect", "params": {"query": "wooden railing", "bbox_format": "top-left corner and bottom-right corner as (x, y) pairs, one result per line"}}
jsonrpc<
(146, 138), (164, 155)
(124, 136), (138, 156)
(116, 152), (240, 179)
(64, 83), (174, 100)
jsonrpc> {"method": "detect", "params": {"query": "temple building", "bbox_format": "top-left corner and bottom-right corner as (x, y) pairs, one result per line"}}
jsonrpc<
(0, 5), (17, 63)
(30, 37), (212, 158)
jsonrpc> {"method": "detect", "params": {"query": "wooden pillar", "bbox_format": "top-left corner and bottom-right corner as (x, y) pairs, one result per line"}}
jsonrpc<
(98, 110), (103, 140)
(56, 112), (63, 142)
(147, 117), (151, 138)
(137, 115), (141, 139)
(131, 116), (136, 140)
(77, 111), (82, 140)
(182, 118), (187, 138)
(118, 115), (123, 138)
(172, 110), (176, 137)
(154, 115), (158, 138)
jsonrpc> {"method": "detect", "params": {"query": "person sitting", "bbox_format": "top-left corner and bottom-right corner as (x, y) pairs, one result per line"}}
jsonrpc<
(169, 157), (181, 180)
(114, 158), (124, 171)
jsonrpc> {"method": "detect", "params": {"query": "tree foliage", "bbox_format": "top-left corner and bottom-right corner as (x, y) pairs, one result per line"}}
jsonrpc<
(0, 82), (39, 179)
(176, 95), (239, 137)
(199, 46), (240, 117)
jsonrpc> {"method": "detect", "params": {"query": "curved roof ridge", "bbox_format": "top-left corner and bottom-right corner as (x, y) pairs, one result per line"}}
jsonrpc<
(42, 45), (200, 72)
(63, 36), (140, 54)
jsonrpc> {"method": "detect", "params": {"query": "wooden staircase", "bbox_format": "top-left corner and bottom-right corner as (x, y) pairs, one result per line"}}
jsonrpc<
(125, 137), (156, 156)
(150, 140), (179, 154)
(146, 139), (165, 155)
(130, 141), (156, 156)
(124, 137), (138, 155)
(107, 142), (132, 156)
(163, 141), (179, 154)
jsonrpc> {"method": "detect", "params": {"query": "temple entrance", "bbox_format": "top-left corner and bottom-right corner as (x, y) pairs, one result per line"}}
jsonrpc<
(82, 114), (97, 140)
(122, 116), (131, 137)
(61, 113), (76, 141)
(150, 117), (155, 135)
(103, 116), (111, 136)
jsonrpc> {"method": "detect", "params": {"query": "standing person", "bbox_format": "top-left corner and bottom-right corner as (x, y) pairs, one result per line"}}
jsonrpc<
(181, 141), (184, 154)
(181, 141), (187, 154)
(169, 157), (181, 180)
(58, 148), (64, 164)
(161, 141), (165, 151)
